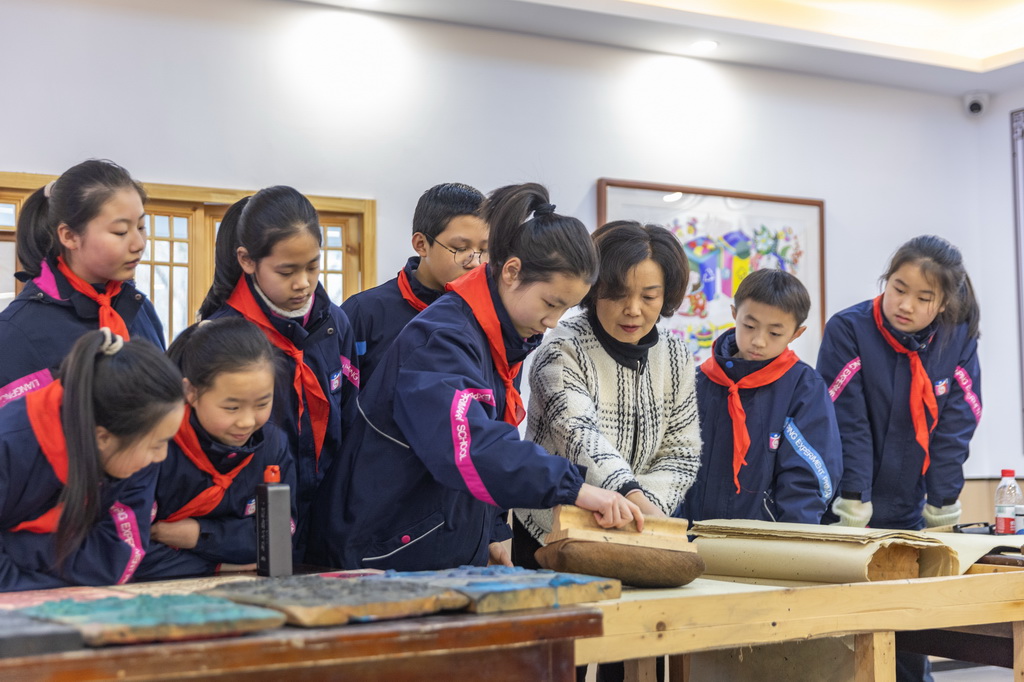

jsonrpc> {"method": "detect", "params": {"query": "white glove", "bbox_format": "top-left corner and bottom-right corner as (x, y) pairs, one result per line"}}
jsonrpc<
(830, 497), (873, 527)
(922, 501), (961, 528)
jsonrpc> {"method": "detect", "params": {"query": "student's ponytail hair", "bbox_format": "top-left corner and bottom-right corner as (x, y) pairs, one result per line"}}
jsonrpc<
(481, 183), (597, 286)
(167, 318), (279, 393)
(17, 160), (146, 278)
(198, 186), (321, 319)
(881, 234), (980, 340)
(56, 331), (183, 567)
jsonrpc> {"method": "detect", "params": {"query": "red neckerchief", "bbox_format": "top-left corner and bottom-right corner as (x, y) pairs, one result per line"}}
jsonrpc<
(56, 256), (130, 339)
(11, 381), (69, 533)
(227, 276), (329, 461)
(872, 295), (939, 474)
(700, 342), (799, 493)
(163, 406), (254, 523)
(397, 268), (429, 312)
(446, 267), (525, 426)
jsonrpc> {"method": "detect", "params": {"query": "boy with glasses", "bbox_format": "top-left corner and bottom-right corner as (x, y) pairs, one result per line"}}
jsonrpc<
(342, 183), (487, 384)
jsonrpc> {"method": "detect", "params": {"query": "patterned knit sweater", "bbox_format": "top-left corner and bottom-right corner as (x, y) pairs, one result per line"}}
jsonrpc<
(515, 313), (701, 543)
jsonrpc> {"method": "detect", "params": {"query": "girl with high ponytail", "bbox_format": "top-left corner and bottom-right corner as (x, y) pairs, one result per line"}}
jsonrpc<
(0, 160), (165, 410)
(0, 330), (183, 590)
(199, 186), (358, 558)
(308, 182), (644, 572)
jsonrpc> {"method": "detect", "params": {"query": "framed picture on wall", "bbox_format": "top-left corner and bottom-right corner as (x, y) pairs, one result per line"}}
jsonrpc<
(598, 178), (825, 364)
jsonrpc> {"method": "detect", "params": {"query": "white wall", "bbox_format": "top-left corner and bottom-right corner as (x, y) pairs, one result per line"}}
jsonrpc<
(0, 0), (1016, 476)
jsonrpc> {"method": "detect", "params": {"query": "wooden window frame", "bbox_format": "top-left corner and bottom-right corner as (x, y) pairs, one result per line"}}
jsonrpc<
(0, 172), (377, 330)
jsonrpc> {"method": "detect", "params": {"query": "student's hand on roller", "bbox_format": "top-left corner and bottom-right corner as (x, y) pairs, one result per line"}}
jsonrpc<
(150, 519), (200, 549)
(626, 490), (666, 519)
(575, 483), (645, 532)
(487, 541), (513, 567)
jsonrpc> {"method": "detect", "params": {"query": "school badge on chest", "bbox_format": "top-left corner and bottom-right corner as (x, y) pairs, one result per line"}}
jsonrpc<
(244, 498), (257, 517)
(330, 369), (343, 392)
(934, 378), (949, 396)
(768, 433), (781, 450)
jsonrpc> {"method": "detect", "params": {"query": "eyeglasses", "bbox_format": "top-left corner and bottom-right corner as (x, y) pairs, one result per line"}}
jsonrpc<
(431, 237), (489, 267)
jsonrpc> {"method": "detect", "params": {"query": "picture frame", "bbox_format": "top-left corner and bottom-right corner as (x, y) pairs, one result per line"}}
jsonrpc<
(598, 178), (825, 364)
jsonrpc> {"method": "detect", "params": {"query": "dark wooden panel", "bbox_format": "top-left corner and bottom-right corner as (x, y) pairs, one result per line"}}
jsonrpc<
(0, 607), (600, 681)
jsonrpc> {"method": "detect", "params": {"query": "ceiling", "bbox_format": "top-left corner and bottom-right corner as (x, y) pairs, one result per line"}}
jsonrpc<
(297, 0), (1024, 96)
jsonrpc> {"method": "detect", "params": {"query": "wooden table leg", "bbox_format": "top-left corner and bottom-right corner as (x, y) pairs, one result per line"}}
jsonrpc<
(623, 656), (658, 682)
(667, 654), (689, 682)
(1013, 621), (1024, 682)
(854, 631), (895, 682)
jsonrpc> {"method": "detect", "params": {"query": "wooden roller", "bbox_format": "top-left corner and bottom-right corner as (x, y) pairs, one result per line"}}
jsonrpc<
(536, 506), (705, 588)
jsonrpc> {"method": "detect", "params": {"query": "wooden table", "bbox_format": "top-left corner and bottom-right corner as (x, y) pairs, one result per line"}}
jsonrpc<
(0, 606), (601, 681)
(576, 571), (1024, 681)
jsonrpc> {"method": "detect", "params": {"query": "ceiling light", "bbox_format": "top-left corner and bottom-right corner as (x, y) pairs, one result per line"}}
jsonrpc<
(663, 192), (683, 203)
(690, 40), (719, 54)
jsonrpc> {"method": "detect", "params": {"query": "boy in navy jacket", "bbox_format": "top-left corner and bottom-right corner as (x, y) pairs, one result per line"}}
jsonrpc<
(682, 269), (842, 524)
(341, 183), (487, 384)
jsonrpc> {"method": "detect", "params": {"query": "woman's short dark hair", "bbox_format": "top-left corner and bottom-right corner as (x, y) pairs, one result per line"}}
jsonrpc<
(17, 160), (146, 278)
(581, 220), (689, 318)
(480, 183), (597, 286)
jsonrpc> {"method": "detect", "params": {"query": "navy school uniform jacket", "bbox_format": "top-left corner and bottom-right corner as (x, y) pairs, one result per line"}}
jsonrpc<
(816, 299), (982, 530)
(682, 328), (842, 524)
(341, 256), (444, 385)
(307, 268), (585, 571)
(209, 276), (358, 552)
(0, 396), (157, 591)
(0, 258), (165, 411)
(134, 415), (296, 580)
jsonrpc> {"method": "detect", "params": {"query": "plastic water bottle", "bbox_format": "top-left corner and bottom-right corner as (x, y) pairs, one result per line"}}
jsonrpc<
(994, 469), (1024, 535)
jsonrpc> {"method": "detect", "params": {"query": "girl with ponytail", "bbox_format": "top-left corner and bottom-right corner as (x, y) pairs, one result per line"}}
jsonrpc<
(0, 330), (183, 590)
(199, 186), (357, 557)
(308, 183), (643, 572)
(0, 160), (165, 410)
(135, 318), (297, 579)
(818, 235), (982, 532)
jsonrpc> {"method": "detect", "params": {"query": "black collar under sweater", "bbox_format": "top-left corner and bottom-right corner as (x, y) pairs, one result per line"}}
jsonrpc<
(587, 308), (658, 371)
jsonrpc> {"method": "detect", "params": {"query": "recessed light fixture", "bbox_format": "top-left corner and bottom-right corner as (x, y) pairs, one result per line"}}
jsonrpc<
(690, 40), (719, 54)
(663, 192), (683, 203)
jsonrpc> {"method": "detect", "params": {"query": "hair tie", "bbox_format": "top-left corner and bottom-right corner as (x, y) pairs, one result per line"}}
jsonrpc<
(43, 180), (56, 199)
(534, 203), (556, 217)
(98, 327), (125, 356)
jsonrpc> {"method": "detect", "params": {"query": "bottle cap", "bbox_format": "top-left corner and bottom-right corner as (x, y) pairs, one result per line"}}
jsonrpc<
(1003, 469), (1016, 478)
(264, 465), (281, 483)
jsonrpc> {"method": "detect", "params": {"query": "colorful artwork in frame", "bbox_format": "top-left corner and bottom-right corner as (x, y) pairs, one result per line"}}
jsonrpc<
(598, 179), (825, 364)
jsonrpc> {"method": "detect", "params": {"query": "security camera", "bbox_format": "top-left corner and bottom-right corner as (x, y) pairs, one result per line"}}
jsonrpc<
(963, 92), (989, 116)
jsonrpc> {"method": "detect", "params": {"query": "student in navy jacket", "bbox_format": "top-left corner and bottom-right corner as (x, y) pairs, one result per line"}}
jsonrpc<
(0, 329), (183, 591)
(308, 183), (644, 571)
(342, 183), (487, 384)
(0, 160), (164, 410)
(197, 187), (357, 557)
(817, 235), (982, 532)
(135, 319), (297, 580)
(682, 270), (842, 524)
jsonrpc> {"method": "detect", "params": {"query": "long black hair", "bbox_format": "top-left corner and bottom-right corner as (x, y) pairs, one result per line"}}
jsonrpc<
(198, 186), (321, 319)
(880, 235), (980, 340)
(57, 331), (183, 567)
(481, 183), (597, 286)
(167, 318), (279, 395)
(582, 220), (689, 318)
(17, 160), (146, 278)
